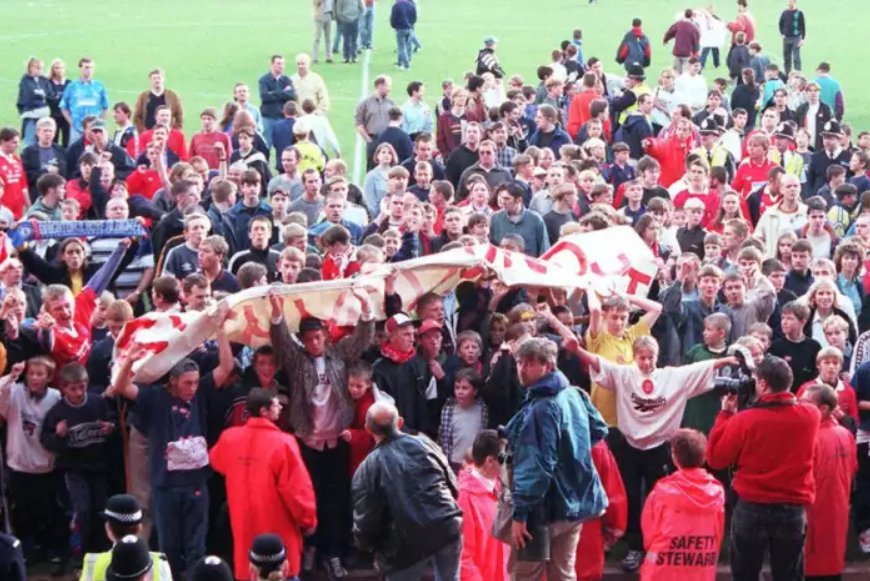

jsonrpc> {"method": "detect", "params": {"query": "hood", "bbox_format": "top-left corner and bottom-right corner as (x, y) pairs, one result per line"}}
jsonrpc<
(655, 469), (725, 511)
(458, 467), (498, 499)
(632, 25), (644, 38)
(527, 370), (569, 397)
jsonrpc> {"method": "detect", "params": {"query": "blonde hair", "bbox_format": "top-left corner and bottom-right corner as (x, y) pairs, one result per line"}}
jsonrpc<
(806, 279), (840, 309)
(816, 346), (844, 363)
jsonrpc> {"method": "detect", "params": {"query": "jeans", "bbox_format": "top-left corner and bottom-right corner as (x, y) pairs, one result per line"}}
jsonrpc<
(730, 498), (807, 581)
(410, 28), (422, 51)
(855, 442), (870, 533)
(332, 21), (342, 55)
(396, 28), (413, 68)
(339, 20), (360, 61)
(608, 429), (670, 551)
(262, 116), (279, 149)
(300, 441), (351, 557)
(700, 47), (720, 69)
(386, 536), (462, 581)
(359, 6), (375, 48)
(21, 118), (37, 147)
(509, 521), (583, 581)
(783, 37), (802, 75)
(9, 470), (66, 557)
(64, 471), (109, 557)
(153, 484), (209, 581)
(312, 18), (333, 61)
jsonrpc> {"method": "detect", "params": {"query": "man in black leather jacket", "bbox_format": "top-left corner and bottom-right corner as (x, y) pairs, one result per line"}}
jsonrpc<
(351, 401), (463, 579)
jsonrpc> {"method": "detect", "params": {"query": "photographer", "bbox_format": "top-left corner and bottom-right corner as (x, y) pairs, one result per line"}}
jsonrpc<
(706, 355), (821, 581)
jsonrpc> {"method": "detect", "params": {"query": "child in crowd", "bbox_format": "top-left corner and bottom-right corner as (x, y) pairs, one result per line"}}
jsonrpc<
(40, 363), (116, 565)
(437, 368), (488, 472)
(823, 315), (853, 373)
(454, 330), (484, 374)
(785, 239), (814, 296)
(640, 429), (725, 581)
(457, 430), (508, 581)
(682, 313), (731, 435)
(320, 225), (360, 281)
(748, 322), (773, 352)
(769, 301), (822, 391)
(340, 362), (378, 476)
(0, 358), (65, 566)
(796, 346), (859, 424)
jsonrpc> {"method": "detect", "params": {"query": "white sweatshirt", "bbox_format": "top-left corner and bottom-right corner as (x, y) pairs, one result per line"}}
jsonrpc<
(0, 382), (61, 473)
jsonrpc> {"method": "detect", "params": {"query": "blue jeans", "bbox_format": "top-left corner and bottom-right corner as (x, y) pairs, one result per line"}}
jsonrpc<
(410, 28), (422, 51)
(730, 498), (806, 581)
(262, 116), (278, 149)
(359, 6), (374, 48)
(396, 28), (413, 68)
(64, 471), (108, 557)
(332, 21), (342, 54)
(700, 46), (720, 68)
(21, 118), (37, 147)
(339, 20), (359, 61)
(153, 484), (209, 581)
(385, 537), (462, 581)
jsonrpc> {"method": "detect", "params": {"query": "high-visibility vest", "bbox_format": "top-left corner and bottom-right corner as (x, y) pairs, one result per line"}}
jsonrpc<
(618, 83), (652, 124)
(692, 144), (731, 169)
(80, 550), (172, 581)
(768, 149), (805, 177)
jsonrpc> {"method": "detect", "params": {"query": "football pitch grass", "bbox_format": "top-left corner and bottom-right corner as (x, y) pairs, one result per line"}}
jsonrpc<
(1, 0), (868, 179)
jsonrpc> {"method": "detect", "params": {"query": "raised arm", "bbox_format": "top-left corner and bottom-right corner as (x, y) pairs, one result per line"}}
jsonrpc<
(586, 288), (603, 339)
(105, 343), (147, 401)
(629, 293), (662, 330)
(334, 287), (375, 362)
(268, 287), (303, 371)
(536, 302), (578, 345)
(210, 302), (236, 389)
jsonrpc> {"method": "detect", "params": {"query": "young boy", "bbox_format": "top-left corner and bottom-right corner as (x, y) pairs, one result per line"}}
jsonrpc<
(640, 428), (725, 581)
(796, 346), (859, 423)
(456, 430), (508, 581)
(572, 336), (735, 572)
(339, 362), (379, 476)
(682, 313), (731, 435)
(0, 358), (65, 567)
(320, 225), (360, 281)
(784, 239), (814, 296)
(676, 197), (706, 259)
(618, 180), (646, 226)
(769, 301), (822, 391)
(40, 363), (116, 565)
(665, 263), (723, 353)
(604, 143), (635, 193)
(454, 330), (484, 374)
(720, 248), (776, 339)
(437, 368), (488, 473)
(823, 315), (853, 373)
(703, 232), (726, 268)
(748, 322), (773, 352)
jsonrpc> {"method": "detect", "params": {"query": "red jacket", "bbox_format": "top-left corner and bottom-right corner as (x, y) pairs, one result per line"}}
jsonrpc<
(567, 89), (599, 140)
(643, 135), (692, 187)
(347, 389), (376, 475)
(209, 418), (317, 579)
(707, 392), (820, 505)
(805, 416), (857, 576)
(727, 13), (756, 45)
(797, 379), (859, 422)
(65, 178), (93, 217)
(456, 468), (508, 581)
(125, 168), (162, 199)
(640, 468), (724, 581)
(671, 189), (719, 227)
(732, 157), (776, 198)
(575, 441), (627, 581)
(130, 128), (189, 161)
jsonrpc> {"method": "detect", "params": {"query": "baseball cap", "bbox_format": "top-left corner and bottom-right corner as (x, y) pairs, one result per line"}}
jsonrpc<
(385, 313), (414, 334)
(418, 318), (443, 336)
(90, 119), (107, 132)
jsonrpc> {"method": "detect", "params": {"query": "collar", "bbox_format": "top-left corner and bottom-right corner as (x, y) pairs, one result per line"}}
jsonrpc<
(757, 391), (797, 405)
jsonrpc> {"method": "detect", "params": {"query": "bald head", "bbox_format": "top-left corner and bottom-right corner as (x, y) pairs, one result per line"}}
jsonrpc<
(365, 401), (400, 440)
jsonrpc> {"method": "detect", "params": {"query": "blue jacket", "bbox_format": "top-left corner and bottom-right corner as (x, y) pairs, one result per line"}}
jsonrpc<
(390, 0), (417, 30)
(258, 73), (295, 119)
(528, 127), (572, 157)
(227, 200), (273, 246)
(271, 118), (296, 168)
(16, 74), (52, 115)
(505, 371), (608, 524)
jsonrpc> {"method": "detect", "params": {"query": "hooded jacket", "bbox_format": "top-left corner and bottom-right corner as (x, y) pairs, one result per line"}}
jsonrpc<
(505, 371), (608, 524)
(616, 27), (652, 68)
(615, 111), (653, 160)
(640, 468), (725, 581)
(457, 468), (508, 581)
(476, 47), (506, 79)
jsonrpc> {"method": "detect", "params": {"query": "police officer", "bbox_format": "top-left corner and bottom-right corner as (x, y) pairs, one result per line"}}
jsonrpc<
(0, 532), (26, 581)
(105, 536), (152, 581)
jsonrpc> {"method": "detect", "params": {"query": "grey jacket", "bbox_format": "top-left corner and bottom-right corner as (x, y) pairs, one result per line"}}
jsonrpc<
(334, 0), (363, 23)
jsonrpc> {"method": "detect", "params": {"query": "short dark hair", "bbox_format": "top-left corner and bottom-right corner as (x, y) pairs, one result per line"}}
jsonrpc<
(169, 358), (199, 380)
(471, 429), (502, 466)
(756, 355), (793, 393)
(406, 81), (423, 96)
(246, 388), (277, 418)
(59, 363), (88, 385)
(670, 428), (706, 469)
(37, 173), (66, 196)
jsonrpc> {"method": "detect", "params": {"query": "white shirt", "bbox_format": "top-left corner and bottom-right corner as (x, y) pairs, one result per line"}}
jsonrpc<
(591, 358), (717, 450)
(806, 102), (820, 143)
(0, 383), (61, 473)
(674, 72), (708, 112)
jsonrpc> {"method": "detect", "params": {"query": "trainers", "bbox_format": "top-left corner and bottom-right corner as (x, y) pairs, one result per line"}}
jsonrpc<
(302, 546), (316, 573)
(622, 550), (644, 572)
(323, 556), (348, 579)
(860, 529), (870, 553)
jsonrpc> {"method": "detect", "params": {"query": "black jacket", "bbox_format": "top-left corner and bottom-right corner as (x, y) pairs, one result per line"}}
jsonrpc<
(372, 355), (439, 436)
(795, 102), (834, 150)
(21, 143), (67, 191)
(352, 432), (462, 573)
(805, 148), (851, 197)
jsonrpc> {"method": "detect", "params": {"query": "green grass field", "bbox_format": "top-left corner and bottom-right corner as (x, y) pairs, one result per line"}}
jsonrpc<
(1, 0), (867, 179)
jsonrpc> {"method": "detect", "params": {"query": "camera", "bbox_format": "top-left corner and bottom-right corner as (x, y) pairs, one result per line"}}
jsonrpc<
(712, 345), (756, 397)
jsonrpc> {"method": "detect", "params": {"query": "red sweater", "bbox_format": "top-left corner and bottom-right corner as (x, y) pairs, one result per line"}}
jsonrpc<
(347, 390), (376, 476)
(130, 128), (189, 161)
(125, 168), (162, 199)
(732, 157), (776, 198)
(797, 379), (859, 422)
(707, 392), (820, 505)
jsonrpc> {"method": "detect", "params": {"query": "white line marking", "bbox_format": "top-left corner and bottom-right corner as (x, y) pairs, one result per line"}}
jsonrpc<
(352, 48), (372, 185)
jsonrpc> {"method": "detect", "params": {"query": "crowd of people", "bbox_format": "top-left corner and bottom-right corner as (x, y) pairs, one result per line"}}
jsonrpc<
(1, 0), (867, 580)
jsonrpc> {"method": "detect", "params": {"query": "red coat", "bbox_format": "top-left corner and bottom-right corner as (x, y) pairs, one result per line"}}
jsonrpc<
(567, 89), (599, 140)
(209, 418), (317, 579)
(456, 468), (508, 581)
(65, 178), (93, 217)
(348, 389), (375, 475)
(640, 468), (725, 581)
(797, 379), (859, 422)
(575, 441), (627, 581)
(643, 135), (692, 187)
(805, 417), (857, 576)
(130, 128), (189, 161)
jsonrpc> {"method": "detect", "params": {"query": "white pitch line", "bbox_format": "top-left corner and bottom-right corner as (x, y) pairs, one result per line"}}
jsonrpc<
(352, 48), (372, 185)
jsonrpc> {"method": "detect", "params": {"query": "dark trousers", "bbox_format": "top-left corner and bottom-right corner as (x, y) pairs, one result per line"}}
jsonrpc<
(339, 20), (360, 61)
(700, 47), (720, 68)
(607, 429), (670, 551)
(153, 484), (209, 581)
(9, 470), (67, 557)
(300, 441), (351, 558)
(783, 38), (802, 75)
(855, 442), (870, 533)
(730, 498), (806, 581)
(64, 471), (109, 558)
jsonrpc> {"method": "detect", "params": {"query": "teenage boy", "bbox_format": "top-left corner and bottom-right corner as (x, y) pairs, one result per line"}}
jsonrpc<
(227, 170), (272, 245)
(682, 313), (731, 435)
(796, 346), (859, 423)
(800, 196), (838, 258)
(784, 238), (814, 296)
(676, 198), (706, 258)
(189, 107), (232, 170)
(161, 212), (211, 279)
(720, 248), (776, 339)
(721, 218), (749, 271)
(762, 257), (798, 341)
(664, 263), (724, 352)
(571, 336), (736, 572)
(456, 430), (507, 581)
(770, 301), (822, 391)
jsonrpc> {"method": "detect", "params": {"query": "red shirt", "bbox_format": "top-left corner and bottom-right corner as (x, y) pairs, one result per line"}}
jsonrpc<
(707, 392), (820, 505)
(347, 389), (375, 476)
(49, 287), (98, 376)
(732, 157), (776, 198)
(130, 128), (189, 161)
(0, 152), (28, 219)
(671, 189), (718, 227)
(189, 130), (233, 169)
(643, 135), (693, 187)
(125, 168), (162, 199)
(65, 179), (93, 218)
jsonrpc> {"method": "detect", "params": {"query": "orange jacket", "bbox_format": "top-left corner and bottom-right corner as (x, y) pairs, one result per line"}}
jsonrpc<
(805, 416), (857, 576)
(456, 467), (508, 581)
(209, 418), (317, 579)
(640, 468), (725, 581)
(567, 89), (599, 140)
(575, 441), (627, 581)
